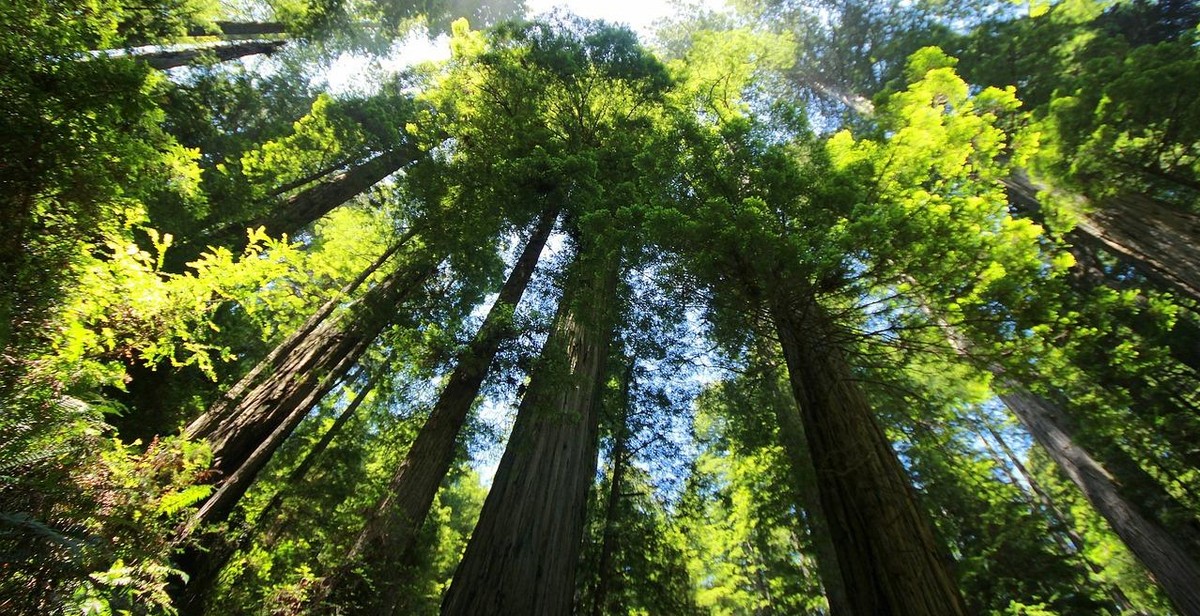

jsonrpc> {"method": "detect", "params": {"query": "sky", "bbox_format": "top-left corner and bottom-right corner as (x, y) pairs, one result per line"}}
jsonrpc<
(526, 0), (685, 32)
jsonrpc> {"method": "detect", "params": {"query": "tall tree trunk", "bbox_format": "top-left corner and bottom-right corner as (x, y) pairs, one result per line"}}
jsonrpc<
(1003, 172), (1200, 306)
(770, 297), (968, 616)
(268, 159), (353, 198)
(441, 240), (621, 616)
(175, 369), (381, 616)
(313, 208), (557, 614)
(180, 252), (437, 536)
(172, 147), (422, 265)
(137, 40), (286, 70)
(171, 245), (438, 611)
(999, 386), (1200, 615)
(590, 362), (633, 616)
(757, 354), (850, 616)
(182, 232), (410, 468)
(185, 21), (289, 38)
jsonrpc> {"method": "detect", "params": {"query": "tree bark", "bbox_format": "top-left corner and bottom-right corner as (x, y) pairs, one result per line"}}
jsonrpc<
(173, 147), (421, 265)
(976, 419), (1139, 613)
(999, 386), (1200, 616)
(137, 40), (286, 70)
(441, 240), (621, 616)
(179, 253), (437, 536)
(182, 232), (411, 455)
(770, 298), (968, 616)
(313, 208), (557, 614)
(174, 369), (381, 616)
(268, 159), (353, 198)
(170, 245), (439, 611)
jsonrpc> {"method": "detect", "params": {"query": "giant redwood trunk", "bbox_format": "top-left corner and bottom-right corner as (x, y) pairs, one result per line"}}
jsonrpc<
(770, 298), (968, 616)
(171, 245), (437, 613)
(1075, 192), (1200, 305)
(138, 40), (286, 70)
(175, 370), (381, 616)
(977, 419), (1138, 613)
(441, 242), (621, 616)
(315, 209), (557, 614)
(999, 386), (1200, 616)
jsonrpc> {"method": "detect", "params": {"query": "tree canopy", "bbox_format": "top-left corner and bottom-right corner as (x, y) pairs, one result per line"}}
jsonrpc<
(4, 1), (1200, 614)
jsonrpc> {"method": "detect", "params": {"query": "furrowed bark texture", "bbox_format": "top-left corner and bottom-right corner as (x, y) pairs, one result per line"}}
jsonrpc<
(771, 301), (968, 616)
(316, 209), (557, 614)
(1000, 387), (1200, 616)
(441, 245), (620, 616)
(181, 234), (407, 465)
(175, 371), (380, 616)
(139, 40), (286, 70)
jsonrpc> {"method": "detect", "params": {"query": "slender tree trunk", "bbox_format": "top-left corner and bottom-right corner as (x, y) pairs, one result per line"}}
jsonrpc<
(757, 354), (850, 616)
(312, 209), (557, 613)
(257, 147), (419, 238)
(183, 232), (410, 460)
(175, 370), (381, 616)
(746, 539), (776, 615)
(257, 367), (383, 529)
(186, 21), (289, 38)
(999, 386), (1200, 615)
(137, 40), (286, 70)
(770, 297), (968, 616)
(590, 362), (633, 616)
(441, 239), (621, 616)
(268, 159), (353, 198)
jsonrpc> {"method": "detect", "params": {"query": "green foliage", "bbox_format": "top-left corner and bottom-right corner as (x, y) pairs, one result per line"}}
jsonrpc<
(672, 390), (826, 615)
(1028, 446), (1176, 614)
(1, 424), (214, 615)
(7, 2), (1200, 613)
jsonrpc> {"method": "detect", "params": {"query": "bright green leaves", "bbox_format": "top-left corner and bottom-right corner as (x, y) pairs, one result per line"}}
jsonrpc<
(449, 17), (486, 59)
(828, 51), (1060, 335)
(669, 28), (796, 120)
(675, 379), (828, 615)
(241, 93), (367, 196)
(44, 203), (390, 390)
(57, 435), (216, 614)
